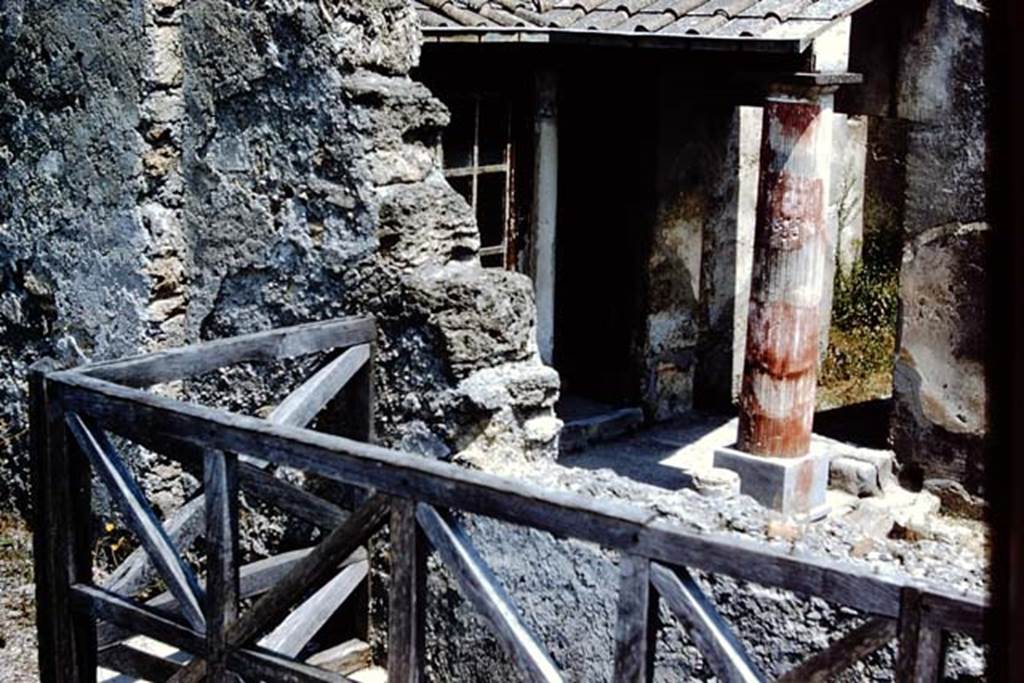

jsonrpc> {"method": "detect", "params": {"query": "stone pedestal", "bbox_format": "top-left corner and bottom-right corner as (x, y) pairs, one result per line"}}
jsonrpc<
(713, 443), (829, 515)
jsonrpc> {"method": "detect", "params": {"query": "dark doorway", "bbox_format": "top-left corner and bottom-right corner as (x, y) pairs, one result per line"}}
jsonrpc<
(553, 67), (657, 408)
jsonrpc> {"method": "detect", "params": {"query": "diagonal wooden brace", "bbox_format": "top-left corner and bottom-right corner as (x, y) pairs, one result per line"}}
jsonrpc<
(416, 503), (562, 683)
(650, 562), (764, 683)
(66, 414), (207, 632)
(101, 345), (368, 599)
(167, 494), (389, 683)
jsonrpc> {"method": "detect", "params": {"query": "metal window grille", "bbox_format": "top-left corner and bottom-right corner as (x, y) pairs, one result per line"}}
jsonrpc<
(440, 93), (515, 269)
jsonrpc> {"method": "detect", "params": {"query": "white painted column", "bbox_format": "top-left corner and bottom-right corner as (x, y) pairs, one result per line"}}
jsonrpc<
(531, 70), (558, 365)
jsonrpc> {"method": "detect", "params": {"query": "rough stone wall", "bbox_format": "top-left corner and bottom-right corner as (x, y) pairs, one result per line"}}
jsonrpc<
(894, 223), (988, 493)
(0, 0), (559, 518)
(886, 0), (990, 497)
(0, 0), (152, 513)
(181, 0), (559, 467)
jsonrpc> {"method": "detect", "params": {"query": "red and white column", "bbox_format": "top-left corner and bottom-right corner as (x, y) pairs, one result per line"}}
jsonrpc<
(715, 85), (835, 515)
(739, 86), (835, 458)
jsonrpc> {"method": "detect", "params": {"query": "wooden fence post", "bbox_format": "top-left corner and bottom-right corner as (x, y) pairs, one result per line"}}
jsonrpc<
(351, 340), (375, 445)
(897, 586), (945, 682)
(205, 450), (240, 681)
(613, 555), (658, 682)
(388, 499), (426, 682)
(29, 359), (97, 682)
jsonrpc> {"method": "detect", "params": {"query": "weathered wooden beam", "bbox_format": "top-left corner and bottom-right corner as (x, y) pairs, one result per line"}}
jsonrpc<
(226, 648), (352, 683)
(72, 584), (207, 657)
(105, 495), (206, 598)
(238, 463), (348, 528)
(268, 344), (370, 431)
(920, 590), (988, 638)
(75, 315), (376, 388)
(416, 503), (562, 683)
(613, 555), (658, 682)
(102, 466), (343, 607)
(29, 361), (96, 682)
(777, 617), (896, 683)
(101, 347), (356, 605)
(65, 414), (206, 633)
(74, 584), (349, 683)
(259, 560), (369, 657)
(896, 586), (945, 682)
(306, 639), (372, 675)
(97, 642), (183, 681)
(97, 547), (367, 647)
(349, 342), (375, 445)
(53, 371), (989, 636)
(387, 499), (427, 683)
(205, 449), (240, 681)
(650, 562), (765, 683)
(167, 495), (389, 683)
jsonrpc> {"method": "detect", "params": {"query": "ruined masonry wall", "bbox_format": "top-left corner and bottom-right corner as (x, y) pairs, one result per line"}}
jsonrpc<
(0, 0), (560, 517)
(889, 0), (989, 498)
(1, 1), (152, 512)
(648, 82), (742, 416)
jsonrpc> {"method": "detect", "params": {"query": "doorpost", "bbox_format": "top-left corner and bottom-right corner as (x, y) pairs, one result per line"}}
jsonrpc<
(531, 68), (559, 365)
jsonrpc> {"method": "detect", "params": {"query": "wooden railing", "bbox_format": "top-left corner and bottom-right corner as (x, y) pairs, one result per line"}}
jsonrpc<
(29, 316), (989, 682)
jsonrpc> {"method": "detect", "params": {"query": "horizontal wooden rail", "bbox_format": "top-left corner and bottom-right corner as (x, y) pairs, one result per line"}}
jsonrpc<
(50, 369), (988, 640)
(74, 316), (375, 388)
(98, 642), (182, 680)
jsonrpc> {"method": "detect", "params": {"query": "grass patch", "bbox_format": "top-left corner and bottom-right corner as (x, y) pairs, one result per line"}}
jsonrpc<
(818, 227), (901, 409)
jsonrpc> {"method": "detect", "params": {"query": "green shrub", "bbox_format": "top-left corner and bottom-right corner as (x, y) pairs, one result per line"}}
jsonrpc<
(820, 230), (900, 397)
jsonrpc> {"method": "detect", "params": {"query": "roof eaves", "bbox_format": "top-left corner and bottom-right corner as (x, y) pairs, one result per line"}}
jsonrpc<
(421, 25), (810, 52)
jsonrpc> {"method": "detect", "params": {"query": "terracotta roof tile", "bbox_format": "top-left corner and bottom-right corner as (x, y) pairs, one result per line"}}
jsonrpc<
(415, 0), (873, 41)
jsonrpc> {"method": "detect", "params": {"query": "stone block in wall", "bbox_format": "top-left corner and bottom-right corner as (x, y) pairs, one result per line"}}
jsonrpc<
(897, 0), (988, 238)
(888, 0), (990, 496)
(891, 222), (988, 494)
(377, 176), (479, 269)
(403, 262), (539, 379)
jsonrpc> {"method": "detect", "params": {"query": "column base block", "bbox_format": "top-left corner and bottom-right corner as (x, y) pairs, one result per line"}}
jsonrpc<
(713, 443), (829, 516)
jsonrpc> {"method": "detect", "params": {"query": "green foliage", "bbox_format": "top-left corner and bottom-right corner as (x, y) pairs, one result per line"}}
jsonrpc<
(828, 261), (899, 334)
(820, 229), (901, 396)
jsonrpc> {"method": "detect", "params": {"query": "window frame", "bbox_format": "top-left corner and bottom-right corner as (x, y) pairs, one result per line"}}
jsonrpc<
(439, 91), (516, 270)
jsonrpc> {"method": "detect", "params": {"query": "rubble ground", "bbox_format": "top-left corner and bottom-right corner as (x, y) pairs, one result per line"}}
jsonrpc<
(550, 413), (989, 594)
(444, 413), (988, 681)
(0, 516), (37, 682)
